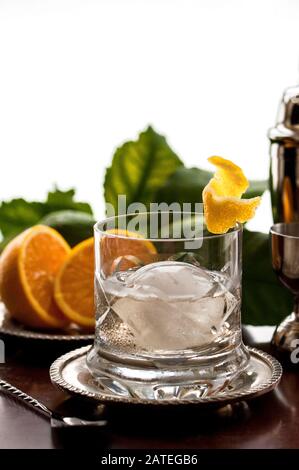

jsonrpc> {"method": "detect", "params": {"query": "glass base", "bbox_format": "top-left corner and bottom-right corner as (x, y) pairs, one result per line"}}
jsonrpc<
(86, 342), (250, 400)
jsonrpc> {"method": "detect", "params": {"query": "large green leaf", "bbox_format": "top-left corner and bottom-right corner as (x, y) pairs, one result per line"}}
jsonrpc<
(0, 199), (45, 249)
(155, 167), (211, 208)
(244, 179), (269, 199)
(45, 188), (92, 214)
(156, 167), (268, 207)
(104, 126), (183, 213)
(242, 230), (293, 325)
(0, 188), (93, 251)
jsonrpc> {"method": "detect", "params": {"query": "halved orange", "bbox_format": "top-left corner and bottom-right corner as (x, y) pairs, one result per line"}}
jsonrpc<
(101, 229), (157, 275)
(0, 225), (71, 329)
(54, 238), (95, 328)
(203, 156), (261, 234)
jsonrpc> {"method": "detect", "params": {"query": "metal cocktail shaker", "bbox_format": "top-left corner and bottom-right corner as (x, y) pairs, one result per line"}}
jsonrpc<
(269, 85), (299, 223)
(269, 87), (299, 358)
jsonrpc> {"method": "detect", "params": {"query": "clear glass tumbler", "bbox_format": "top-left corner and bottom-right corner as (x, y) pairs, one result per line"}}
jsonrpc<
(86, 212), (249, 400)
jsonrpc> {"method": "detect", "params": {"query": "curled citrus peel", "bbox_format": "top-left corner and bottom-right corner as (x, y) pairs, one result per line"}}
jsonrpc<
(202, 156), (261, 234)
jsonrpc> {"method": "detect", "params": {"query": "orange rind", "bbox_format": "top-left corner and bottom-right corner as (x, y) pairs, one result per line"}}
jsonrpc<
(203, 156), (261, 234)
(0, 225), (71, 329)
(54, 238), (95, 329)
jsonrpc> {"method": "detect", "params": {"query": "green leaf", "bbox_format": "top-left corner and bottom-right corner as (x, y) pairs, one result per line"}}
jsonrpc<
(243, 179), (268, 199)
(0, 188), (93, 251)
(40, 210), (95, 247)
(46, 188), (93, 214)
(155, 167), (267, 208)
(242, 230), (293, 325)
(0, 199), (45, 238)
(104, 126), (183, 213)
(155, 167), (211, 208)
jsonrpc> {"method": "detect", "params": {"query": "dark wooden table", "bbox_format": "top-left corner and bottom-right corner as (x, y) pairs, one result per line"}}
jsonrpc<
(0, 326), (298, 449)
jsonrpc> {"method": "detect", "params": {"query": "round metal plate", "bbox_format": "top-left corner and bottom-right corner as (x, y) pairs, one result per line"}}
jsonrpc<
(0, 304), (94, 342)
(50, 345), (282, 406)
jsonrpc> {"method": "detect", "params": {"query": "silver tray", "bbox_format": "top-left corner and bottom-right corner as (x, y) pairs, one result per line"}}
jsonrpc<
(0, 304), (94, 342)
(50, 345), (282, 406)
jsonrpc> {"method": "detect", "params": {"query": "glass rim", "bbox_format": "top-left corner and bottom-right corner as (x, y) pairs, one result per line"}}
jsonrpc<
(94, 211), (242, 242)
(270, 222), (299, 239)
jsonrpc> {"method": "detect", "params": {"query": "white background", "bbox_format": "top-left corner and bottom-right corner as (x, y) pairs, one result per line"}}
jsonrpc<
(1, 0), (299, 231)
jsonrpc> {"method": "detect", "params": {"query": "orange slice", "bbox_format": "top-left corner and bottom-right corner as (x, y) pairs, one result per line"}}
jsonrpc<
(101, 229), (157, 276)
(54, 238), (95, 328)
(0, 225), (71, 329)
(203, 156), (261, 234)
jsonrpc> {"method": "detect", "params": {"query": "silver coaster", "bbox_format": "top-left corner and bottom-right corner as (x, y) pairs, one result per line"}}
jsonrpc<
(50, 345), (282, 406)
(0, 303), (94, 342)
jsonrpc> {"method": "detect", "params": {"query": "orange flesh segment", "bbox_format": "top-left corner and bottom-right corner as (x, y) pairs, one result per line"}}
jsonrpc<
(54, 238), (95, 328)
(20, 229), (70, 324)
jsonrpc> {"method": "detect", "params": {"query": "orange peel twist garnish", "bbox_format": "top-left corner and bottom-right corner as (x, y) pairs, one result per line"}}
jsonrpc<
(202, 156), (261, 234)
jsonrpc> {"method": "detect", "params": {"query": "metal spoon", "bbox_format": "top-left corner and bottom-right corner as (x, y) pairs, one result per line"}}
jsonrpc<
(0, 379), (107, 428)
